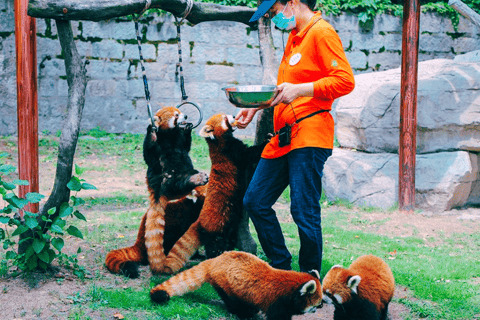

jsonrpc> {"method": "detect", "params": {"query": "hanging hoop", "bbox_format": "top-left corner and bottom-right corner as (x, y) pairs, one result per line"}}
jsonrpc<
(176, 101), (203, 129)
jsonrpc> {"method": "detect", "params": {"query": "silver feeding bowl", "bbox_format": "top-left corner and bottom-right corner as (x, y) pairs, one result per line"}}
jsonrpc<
(221, 85), (277, 108)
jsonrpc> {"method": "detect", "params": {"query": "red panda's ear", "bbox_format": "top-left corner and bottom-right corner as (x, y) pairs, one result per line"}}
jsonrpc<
(300, 280), (317, 296)
(308, 270), (320, 279)
(347, 275), (361, 293)
(199, 125), (215, 139)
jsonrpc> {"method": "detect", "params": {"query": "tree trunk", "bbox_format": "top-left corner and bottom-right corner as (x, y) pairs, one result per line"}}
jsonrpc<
(27, 0), (255, 25)
(40, 20), (87, 221)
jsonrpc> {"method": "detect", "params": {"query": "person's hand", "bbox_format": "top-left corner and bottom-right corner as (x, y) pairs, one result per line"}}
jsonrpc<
(235, 108), (259, 129)
(270, 82), (299, 106)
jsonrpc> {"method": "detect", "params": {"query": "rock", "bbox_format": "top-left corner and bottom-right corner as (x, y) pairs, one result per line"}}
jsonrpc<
(335, 59), (480, 154)
(322, 148), (477, 211)
(454, 50), (480, 62)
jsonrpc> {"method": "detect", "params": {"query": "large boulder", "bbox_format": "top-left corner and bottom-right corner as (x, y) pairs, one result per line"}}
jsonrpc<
(323, 148), (478, 211)
(335, 59), (480, 154)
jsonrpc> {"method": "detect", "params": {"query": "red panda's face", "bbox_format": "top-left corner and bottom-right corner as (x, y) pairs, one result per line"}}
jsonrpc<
(296, 277), (323, 314)
(153, 107), (187, 130)
(198, 114), (237, 140)
(322, 265), (360, 306)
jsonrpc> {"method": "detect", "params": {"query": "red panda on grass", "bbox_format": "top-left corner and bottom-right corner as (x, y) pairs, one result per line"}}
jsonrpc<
(322, 254), (395, 320)
(150, 251), (323, 320)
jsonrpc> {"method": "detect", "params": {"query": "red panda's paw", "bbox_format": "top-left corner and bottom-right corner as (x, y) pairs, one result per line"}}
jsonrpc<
(189, 172), (209, 186)
(150, 289), (170, 304)
(162, 258), (184, 274)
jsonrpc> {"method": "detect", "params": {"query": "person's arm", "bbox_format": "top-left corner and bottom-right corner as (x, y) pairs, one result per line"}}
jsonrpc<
(312, 27), (355, 100)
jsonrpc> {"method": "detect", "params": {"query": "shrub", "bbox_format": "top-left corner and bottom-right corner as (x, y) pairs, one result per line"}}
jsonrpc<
(0, 155), (95, 277)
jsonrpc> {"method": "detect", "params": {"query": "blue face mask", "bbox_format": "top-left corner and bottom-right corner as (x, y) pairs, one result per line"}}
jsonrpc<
(271, 5), (296, 31)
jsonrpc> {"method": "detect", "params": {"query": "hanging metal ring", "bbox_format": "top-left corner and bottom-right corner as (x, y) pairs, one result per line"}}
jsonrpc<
(176, 101), (203, 129)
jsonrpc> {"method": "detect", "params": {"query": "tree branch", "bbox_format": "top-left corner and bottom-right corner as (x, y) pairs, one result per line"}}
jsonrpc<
(28, 0), (256, 25)
(254, 16), (276, 145)
(449, 0), (480, 27)
(40, 19), (87, 219)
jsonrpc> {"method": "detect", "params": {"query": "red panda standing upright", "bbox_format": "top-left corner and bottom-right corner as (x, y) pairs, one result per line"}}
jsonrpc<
(160, 113), (266, 274)
(150, 251), (323, 320)
(105, 107), (208, 277)
(321, 254), (395, 320)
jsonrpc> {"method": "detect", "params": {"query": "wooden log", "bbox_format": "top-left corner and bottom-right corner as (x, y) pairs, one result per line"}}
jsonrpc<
(27, 0), (256, 24)
(449, 0), (480, 28)
(399, 0), (420, 212)
(16, 0), (39, 217)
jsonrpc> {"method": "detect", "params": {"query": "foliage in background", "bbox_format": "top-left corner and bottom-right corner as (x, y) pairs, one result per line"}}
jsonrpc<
(0, 157), (94, 277)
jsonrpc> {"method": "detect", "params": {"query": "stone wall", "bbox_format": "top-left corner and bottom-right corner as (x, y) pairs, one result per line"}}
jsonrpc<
(1, 0), (480, 136)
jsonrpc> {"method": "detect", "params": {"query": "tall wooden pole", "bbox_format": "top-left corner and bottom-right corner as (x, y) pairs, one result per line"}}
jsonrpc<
(15, 0), (39, 216)
(399, 0), (420, 212)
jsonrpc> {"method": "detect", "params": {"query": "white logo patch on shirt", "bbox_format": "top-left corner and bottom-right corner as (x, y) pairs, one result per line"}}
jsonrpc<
(289, 53), (302, 66)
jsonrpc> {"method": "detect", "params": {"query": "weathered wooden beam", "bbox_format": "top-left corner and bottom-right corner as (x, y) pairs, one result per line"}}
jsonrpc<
(16, 0), (39, 218)
(449, 0), (480, 27)
(27, 0), (256, 24)
(399, 0), (420, 212)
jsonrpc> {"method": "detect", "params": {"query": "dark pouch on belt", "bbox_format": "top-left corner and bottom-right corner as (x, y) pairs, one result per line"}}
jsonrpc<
(278, 124), (291, 147)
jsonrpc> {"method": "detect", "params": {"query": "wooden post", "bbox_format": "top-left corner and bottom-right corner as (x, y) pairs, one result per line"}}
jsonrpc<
(15, 0), (39, 216)
(399, 0), (420, 212)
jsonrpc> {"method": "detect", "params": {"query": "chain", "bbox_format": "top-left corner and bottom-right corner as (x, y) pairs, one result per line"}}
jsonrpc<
(134, 0), (156, 131)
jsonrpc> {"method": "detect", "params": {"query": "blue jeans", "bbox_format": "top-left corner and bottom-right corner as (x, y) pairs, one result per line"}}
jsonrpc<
(244, 147), (332, 273)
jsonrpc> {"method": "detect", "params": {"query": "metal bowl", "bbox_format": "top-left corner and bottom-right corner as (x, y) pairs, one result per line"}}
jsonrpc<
(221, 85), (277, 108)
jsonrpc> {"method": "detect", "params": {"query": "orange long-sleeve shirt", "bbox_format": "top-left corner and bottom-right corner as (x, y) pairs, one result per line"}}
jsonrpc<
(261, 12), (355, 159)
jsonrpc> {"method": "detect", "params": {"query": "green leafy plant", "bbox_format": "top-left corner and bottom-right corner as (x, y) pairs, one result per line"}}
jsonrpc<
(0, 157), (95, 275)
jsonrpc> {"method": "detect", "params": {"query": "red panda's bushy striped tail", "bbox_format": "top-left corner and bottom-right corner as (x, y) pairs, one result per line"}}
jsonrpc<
(150, 258), (210, 303)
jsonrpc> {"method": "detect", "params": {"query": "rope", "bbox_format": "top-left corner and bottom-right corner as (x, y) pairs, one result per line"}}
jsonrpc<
(134, 0), (156, 131)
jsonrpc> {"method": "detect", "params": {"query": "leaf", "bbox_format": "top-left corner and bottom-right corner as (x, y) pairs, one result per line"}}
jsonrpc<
(59, 206), (73, 218)
(75, 164), (85, 176)
(38, 259), (48, 271)
(32, 238), (46, 254)
(81, 183), (97, 190)
(48, 207), (57, 215)
(5, 250), (17, 259)
(1, 181), (16, 190)
(12, 179), (29, 186)
(26, 192), (45, 203)
(47, 248), (56, 263)
(7, 195), (29, 209)
(0, 228), (4, 240)
(51, 237), (64, 252)
(67, 176), (82, 192)
(26, 255), (38, 270)
(37, 250), (51, 263)
(25, 216), (39, 229)
(73, 211), (87, 222)
(72, 197), (85, 206)
(0, 164), (15, 174)
(66, 225), (83, 239)
(12, 225), (30, 236)
(0, 216), (10, 224)
(50, 225), (64, 234)
(113, 313), (125, 320)
(25, 245), (35, 260)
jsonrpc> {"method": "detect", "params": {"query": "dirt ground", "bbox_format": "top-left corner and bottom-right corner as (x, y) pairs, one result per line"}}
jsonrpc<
(1, 138), (480, 320)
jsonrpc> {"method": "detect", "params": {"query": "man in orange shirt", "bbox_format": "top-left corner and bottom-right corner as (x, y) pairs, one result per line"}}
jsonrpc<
(236, 0), (354, 273)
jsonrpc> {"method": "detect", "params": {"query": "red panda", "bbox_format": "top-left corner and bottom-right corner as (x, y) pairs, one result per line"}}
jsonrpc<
(321, 254), (395, 320)
(105, 106), (207, 277)
(160, 114), (266, 274)
(150, 251), (323, 320)
(104, 185), (206, 278)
